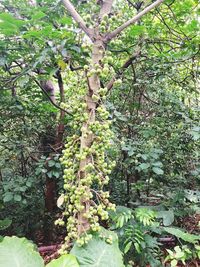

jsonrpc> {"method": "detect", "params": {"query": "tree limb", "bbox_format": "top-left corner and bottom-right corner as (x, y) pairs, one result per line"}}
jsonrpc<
(106, 50), (142, 92)
(62, 0), (94, 40)
(104, 0), (164, 42)
(34, 79), (73, 116)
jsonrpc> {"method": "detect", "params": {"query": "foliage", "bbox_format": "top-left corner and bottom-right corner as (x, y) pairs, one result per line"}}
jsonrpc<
(46, 255), (79, 267)
(0, 93), (56, 236)
(0, 0), (199, 266)
(0, 236), (79, 267)
(71, 228), (125, 267)
(0, 219), (12, 231)
(110, 206), (161, 266)
(110, 206), (200, 266)
(165, 245), (193, 267)
(163, 227), (200, 244)
(0, 236), (44, 267)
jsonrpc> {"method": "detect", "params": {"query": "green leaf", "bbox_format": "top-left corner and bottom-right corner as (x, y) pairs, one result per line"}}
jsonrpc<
(138, 163), (150, 170)
(14, 194), (22, 202)
(26, 181), (32, 187)
(163, 227), (200, 244)
(48, 160), (55, 167)
(46, 255), (79, 267)
(0, 236), (44, 267)
(134, 242), (141, 253)
(157, 210), (174, 226)
(152, 161), (163, 167)
(129, 25), (145, 36)
(32, 12), (46, 20)
(52, 171), (60, 178)
(124, 241), (132, 254)
(71, 229), (125, 267)
(0, 13), (24, 27)
(55, 163), (61, 168)
(190, 131), (200, 140)
(3, 193), (13, 202)
(0, 13), (24, 35)
(171, 259), (178, 267)
(59, 16), (73, 25)
(152, 167), (164, 175)
(0, 219), (12, 231)
(0, 21), (18, 35)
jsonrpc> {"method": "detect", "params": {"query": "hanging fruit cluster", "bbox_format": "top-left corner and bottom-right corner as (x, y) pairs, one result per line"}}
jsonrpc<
(55, 68), (116, 253)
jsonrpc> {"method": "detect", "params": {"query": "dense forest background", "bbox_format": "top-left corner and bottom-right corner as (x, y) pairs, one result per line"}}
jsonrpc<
(0, 0), (200, 266)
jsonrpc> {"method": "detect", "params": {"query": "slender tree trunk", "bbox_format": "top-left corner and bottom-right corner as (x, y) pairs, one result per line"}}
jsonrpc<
(77, 38), (105, 234)
(41, 77), (66, 242)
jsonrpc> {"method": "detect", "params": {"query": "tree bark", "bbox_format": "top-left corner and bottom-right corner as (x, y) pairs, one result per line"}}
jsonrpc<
(77, 38), (105, 235)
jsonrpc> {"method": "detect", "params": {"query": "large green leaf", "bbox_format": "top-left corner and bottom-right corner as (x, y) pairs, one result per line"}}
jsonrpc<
(0, 236), (44, 267)
(0, 13), (24, 35)
(163, 227), (200, 244)
(46, 255), (79, 267)
(71, 229), (125, 267)
(157, 210), (174, 226)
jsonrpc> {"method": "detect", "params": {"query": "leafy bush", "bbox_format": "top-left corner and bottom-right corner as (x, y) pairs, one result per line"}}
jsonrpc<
(0, 236), (78, 267)
(109, 206), (200, 266)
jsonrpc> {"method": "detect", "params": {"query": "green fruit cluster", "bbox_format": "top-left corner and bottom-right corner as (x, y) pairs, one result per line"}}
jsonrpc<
(56, 72), (116, 253)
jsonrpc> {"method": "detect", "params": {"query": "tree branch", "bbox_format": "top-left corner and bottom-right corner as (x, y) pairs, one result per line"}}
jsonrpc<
(106, 50), (142, 92)
(62, 0), (94, 40)
(34, 79), (73, 116)
(104, 0), (164, 42)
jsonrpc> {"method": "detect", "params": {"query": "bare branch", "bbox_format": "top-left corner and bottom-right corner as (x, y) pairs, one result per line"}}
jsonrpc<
(106, 50), (141, 92)
(105, 0), (164, 42)
(62, 0), (94, 40)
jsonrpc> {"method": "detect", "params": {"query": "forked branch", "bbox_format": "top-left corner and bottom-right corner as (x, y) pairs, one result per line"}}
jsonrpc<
(105, 0), (164, 42)
(62, 0), (93, 40)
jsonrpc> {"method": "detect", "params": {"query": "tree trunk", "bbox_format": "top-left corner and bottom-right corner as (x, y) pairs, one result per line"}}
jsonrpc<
(77, 39), (105, 235)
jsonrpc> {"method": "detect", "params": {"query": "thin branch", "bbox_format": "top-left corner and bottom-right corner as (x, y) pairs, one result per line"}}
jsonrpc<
(62, 0), (94, 40)
(155, 8), (187, 40)
(142, 93), (159, 105)
(34, 79), (73, 116)
(106, 50), (142, 92)
(104, 0), (164, 42)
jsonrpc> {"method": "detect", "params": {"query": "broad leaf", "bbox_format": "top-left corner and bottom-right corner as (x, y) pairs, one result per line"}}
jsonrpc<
(71, 229), (125, 267)
(46, 255), (79, 267)
(157, 210), (174, 226)
(163, 227), (200, 244)
(0, 236), (44, 267)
